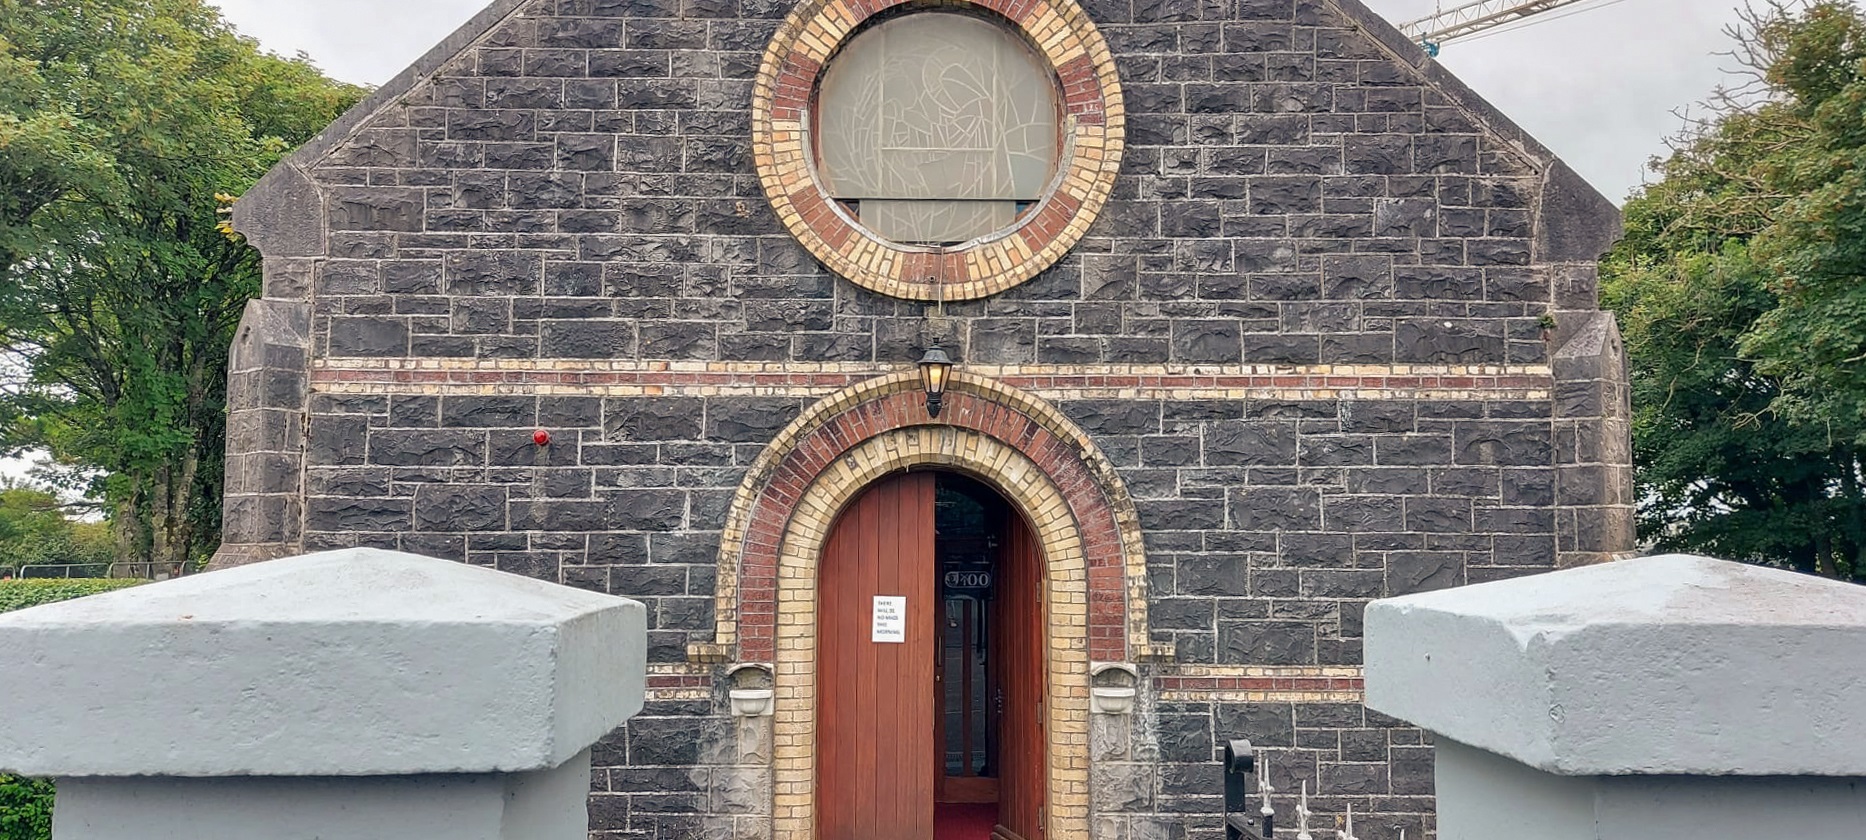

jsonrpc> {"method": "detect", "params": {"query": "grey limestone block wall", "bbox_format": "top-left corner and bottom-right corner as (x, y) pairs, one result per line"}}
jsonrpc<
(588, 695), (770, 840)
(221, 0), (1631, 836)
(1092, 670), (1437, 840)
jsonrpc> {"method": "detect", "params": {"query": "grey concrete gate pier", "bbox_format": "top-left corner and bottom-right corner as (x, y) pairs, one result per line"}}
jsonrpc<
(1364, 554), (1866, 839)
(0, 548), (647, 840)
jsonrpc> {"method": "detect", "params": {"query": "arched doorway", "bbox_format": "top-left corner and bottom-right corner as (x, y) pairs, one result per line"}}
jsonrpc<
(764, 423), (1099, 840)
(816, 470), (1047, 840)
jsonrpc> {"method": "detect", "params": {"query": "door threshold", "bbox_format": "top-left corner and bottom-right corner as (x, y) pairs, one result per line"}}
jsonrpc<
(934, 803), (999, 840)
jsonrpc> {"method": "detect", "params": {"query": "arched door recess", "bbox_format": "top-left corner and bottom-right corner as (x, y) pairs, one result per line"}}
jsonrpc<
(816, 470), (1049, 840)
(767, 426), (1090, 840)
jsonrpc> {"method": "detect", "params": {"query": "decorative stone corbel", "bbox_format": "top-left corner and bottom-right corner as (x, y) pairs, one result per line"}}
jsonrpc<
(727, 663), (775, 718)
(1089, 662), (1140, 715)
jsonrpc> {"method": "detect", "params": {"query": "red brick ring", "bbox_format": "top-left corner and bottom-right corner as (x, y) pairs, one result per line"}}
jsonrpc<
(732, 388), (1134, 664)
(693, 372), (1165, 667)
(751, 0), (1125, 301)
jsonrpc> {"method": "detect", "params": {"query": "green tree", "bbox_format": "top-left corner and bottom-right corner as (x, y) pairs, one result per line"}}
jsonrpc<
(1740, 3), (1866, 436)
(0, 486), (111, 572)
(1605, 0), (1866, 581)
(0, 0), (363, 569)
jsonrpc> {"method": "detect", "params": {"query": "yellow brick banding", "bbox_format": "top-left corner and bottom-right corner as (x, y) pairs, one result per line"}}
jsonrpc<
(1156, 665), (1368, 703)
(311, 359), (1556, 403)
(1154, 689), (1368, 703)
(313, 358), (1555, 377)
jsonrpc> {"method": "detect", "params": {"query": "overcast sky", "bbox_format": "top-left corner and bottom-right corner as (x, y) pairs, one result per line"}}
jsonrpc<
(209, 0), (1745, 202)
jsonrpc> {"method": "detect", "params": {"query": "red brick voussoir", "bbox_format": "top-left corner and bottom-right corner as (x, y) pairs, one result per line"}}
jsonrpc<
(733, 388), (1131, 664)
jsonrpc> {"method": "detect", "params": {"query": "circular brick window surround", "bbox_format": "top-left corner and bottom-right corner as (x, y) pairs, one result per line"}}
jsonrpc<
(752, 0), (1125, 301)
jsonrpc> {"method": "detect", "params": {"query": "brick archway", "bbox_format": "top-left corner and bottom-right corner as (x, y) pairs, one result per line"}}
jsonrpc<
(691, 371), (1165, 668)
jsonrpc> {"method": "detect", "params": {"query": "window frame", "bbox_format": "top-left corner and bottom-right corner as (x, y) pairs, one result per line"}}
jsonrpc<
(806, 7), (1070, 249)
(752, 0), (1125, 302)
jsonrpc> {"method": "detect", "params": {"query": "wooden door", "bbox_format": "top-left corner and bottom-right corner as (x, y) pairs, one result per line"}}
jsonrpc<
(991, 516), (1046, 840)
(817, 472), (938, 840)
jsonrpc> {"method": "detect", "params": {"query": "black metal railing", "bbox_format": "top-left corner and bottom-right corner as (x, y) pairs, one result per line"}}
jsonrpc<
(1223, 739), (1268, 840)
(1227, 743), (1361, 840)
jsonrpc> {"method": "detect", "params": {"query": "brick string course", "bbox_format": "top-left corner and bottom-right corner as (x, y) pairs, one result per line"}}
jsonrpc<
(311, 364), (1553, 394)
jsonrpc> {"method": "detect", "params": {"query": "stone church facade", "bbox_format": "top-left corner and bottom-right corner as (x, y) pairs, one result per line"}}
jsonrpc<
(219, 0), (1632, 837)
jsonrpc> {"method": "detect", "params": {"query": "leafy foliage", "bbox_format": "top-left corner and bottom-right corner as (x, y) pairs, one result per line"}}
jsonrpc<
(0, 8), (358, 837)
(1740, 4), (1866, 435)
(0, 0), (364, 570)
(0, 775), (52, 840)
(0, 486), (113, 572)
(0, 577), (142, 612)
(1604, 0), (1866, 581)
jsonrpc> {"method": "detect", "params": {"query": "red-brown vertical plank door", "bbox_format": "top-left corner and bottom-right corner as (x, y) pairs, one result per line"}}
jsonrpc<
(817, 473), (938, 840)
(994, 514), (1047, 840)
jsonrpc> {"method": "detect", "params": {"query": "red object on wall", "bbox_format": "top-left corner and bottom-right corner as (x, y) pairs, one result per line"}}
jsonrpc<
(533, 429), (551, 446)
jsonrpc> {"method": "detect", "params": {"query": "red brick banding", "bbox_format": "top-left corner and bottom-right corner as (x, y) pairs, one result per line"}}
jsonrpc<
(1156, 676), (1367, 692)
(687, 371), (1168, 669)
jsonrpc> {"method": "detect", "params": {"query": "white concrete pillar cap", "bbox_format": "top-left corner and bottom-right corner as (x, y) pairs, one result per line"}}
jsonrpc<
(1365, 554), (1866, 777)
(0, 548), (646, 778)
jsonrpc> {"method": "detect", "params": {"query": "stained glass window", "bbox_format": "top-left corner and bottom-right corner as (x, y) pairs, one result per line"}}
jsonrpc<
(815, 12), (1062, 246)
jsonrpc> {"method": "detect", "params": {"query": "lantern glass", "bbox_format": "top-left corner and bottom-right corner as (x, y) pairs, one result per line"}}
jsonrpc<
(924, 360), (948, 394)
(918, 347), (955, 417)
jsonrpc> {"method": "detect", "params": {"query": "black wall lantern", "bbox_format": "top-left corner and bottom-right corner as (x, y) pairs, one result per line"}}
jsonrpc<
(918, 346), (954, 418)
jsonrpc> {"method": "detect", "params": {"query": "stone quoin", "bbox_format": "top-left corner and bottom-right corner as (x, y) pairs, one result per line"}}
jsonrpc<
(220, 0), (1633, 836)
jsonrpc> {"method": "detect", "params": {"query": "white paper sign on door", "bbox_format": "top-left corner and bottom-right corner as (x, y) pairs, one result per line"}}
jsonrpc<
(872, 596), (906, 643)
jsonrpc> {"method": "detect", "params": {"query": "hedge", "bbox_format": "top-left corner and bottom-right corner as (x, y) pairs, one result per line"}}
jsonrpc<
(0, 579), (144, 614)
(0, 776), (51, 840)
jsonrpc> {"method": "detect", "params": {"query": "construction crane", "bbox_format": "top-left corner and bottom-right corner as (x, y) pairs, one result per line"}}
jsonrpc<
(1397, 0), (1610, 56)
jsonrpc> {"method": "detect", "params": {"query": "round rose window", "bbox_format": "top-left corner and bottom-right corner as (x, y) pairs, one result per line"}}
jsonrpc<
(815, 12), (1060, 248)
(753, 0), (1124, 301)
